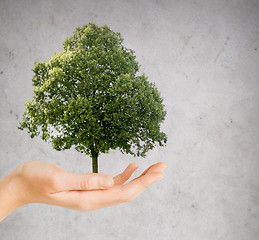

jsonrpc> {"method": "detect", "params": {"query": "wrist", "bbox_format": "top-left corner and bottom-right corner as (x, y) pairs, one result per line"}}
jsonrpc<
(0, 169), (26, 221)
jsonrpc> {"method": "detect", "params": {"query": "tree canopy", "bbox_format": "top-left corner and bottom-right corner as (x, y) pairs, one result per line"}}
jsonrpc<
(19, 23), (167, 172)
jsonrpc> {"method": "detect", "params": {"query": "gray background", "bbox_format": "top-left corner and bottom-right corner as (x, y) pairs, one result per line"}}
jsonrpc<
(0, 0), (259, 239)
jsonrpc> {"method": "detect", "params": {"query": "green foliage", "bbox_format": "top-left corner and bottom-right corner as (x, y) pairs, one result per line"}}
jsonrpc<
(19, 23), (167, 171)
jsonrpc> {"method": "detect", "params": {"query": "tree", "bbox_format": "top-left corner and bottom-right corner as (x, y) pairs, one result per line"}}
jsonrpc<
(19, 23), (167, 173)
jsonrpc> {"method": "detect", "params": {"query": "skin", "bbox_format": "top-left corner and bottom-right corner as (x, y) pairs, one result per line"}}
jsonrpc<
(0, 160), (167, 222)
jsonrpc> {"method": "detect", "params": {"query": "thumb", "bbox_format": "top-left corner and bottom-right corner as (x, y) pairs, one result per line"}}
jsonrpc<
(54, 171), (114, 191)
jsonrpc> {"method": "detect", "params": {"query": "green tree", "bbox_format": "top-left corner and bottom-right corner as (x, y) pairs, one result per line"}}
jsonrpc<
(19, 23), (167, 173)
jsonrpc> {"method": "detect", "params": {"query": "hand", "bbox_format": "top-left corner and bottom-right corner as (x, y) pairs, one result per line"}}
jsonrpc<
(0, 160), (167, 220)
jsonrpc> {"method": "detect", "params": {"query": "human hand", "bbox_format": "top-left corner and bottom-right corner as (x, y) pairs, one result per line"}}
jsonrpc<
(0, 160), (167, 220)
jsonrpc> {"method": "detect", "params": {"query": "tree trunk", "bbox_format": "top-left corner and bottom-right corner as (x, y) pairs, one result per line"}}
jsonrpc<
(91, 150), (98, 173)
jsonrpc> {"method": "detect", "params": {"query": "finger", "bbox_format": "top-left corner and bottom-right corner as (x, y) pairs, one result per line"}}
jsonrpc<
(121, 171), (164, 200)
(113, 163), (139, 185)
(137, 162), (167, 179)
(140, 162), (167, 177)
(53, 171), (114, 191)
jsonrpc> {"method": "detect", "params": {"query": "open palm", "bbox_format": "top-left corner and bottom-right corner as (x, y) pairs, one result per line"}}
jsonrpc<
(11, 160), (167, 212)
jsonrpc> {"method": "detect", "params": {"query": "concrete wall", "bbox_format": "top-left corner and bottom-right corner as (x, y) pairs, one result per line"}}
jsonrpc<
(0, 0), (259, 239)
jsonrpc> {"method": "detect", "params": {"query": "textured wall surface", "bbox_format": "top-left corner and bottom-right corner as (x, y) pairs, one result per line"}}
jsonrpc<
(0, 0), (259, 239)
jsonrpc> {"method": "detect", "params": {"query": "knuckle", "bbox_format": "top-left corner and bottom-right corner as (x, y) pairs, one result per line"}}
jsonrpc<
(79, 174), (89, 190)
(79, 174), (100, 190)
